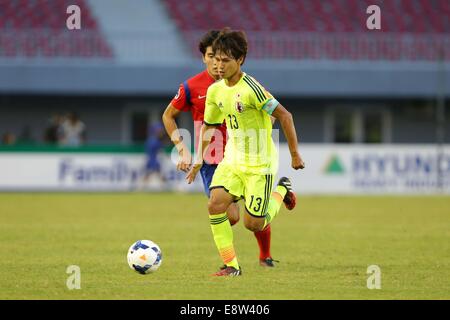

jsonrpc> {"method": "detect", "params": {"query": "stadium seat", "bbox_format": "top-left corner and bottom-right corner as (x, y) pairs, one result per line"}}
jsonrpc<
(0, 0), (113, 58)
(162, 0), (449, 61)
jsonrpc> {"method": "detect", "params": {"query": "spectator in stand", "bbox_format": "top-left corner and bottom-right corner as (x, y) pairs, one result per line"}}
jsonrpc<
(1, 132), (16, 145)
(60, 112), (86, 146)
(44, 113), (64, 144)
(18, 125), (35, 144)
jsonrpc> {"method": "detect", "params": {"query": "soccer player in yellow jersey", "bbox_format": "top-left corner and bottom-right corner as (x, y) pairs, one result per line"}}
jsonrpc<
(187, 28), (305, 276)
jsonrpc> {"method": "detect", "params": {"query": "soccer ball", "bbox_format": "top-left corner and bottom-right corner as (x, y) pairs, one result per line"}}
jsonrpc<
(127, 240), (162, 274)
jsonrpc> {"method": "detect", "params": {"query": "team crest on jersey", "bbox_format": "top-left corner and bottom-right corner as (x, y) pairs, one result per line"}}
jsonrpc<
(235, 101), (244, 113)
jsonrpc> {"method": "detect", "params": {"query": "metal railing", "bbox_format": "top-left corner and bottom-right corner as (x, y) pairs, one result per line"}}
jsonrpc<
(184, 31), (450, 61)
(1, 30), (449, 62)
(0, 29), (114, 59)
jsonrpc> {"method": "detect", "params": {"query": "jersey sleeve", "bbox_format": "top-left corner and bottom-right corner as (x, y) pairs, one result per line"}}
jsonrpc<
(170, 83), (191, 112)
(244, 76), (279, 115)
(204, 86), (225, 126)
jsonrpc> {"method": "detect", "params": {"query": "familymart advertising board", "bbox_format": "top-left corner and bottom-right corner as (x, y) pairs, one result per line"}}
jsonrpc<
(0, 146), (203, 192)
(0, 144), (449, 194)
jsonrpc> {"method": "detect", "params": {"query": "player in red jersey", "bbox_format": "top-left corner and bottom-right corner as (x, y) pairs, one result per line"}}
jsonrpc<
(162, 30), (276, 267)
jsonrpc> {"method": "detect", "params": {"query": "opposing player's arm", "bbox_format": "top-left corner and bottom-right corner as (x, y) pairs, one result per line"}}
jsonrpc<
(162, 104), (181, 144)
(162, 104), (183, 150)
(271, 104), (305, 170)
(163, 82), (193, 172)
(163, 83), (192, 149)
(162, 103), (192, 172)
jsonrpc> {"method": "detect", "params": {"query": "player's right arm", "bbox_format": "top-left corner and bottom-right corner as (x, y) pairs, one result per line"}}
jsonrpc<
(185, 122), (218, 184)
(162, 84), (192, 172)
(186, 85), (225, 184)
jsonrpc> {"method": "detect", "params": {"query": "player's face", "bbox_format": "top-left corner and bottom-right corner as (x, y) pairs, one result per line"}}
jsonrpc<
(214, 52), (243, 80)
(203, 46), (219, 78)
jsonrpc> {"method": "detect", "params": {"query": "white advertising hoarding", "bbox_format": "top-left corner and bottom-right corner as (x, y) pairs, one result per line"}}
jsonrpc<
(0, 144), (449, 194)
(278, 144), (450, 194)
(0, 152), (203, 192)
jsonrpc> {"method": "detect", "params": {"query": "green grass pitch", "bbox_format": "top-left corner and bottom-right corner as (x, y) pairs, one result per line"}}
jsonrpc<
(0, 193), (449, 300)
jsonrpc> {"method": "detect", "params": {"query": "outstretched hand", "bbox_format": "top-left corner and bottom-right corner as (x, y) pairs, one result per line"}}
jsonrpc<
(177, 147), (192, 172)
(186, 163), (203, 184)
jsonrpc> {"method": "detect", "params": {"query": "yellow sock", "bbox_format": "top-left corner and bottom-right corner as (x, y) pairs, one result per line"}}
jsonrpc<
(263, 185), (287, 229)
(209, 213), (239, 269)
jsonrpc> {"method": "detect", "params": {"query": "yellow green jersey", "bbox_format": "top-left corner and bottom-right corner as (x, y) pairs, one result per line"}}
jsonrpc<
(204, 72), (279, 174)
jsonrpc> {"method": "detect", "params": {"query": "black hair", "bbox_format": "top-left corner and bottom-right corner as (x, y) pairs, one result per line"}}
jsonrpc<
(212, 27), (248, 65)
(198, 30), (221, 55)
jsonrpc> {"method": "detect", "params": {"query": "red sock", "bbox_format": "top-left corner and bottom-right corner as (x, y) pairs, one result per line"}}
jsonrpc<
(254, 224), (271, 260)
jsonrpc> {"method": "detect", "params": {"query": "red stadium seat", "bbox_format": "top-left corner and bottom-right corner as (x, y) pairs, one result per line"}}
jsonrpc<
(0, 0), (113, 58)
(162, 0), (449, 61)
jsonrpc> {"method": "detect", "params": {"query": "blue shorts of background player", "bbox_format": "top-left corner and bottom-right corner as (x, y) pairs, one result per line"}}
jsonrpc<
(145, 156), (160, 173)
(199, 162), (217, 198)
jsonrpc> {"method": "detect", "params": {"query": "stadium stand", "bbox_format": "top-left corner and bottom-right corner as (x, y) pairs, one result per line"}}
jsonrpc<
(0, 0), (113, 58)
(86, 0), (187, 63)
(163, 0), (450, 61)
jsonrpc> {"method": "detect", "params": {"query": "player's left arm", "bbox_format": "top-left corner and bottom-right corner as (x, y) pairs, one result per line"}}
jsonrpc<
(271, 104), (305, 170)
(249, 77), (304, 169)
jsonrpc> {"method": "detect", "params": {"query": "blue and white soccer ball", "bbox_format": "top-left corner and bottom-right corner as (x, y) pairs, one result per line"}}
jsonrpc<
(127, 240), (162, 274)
